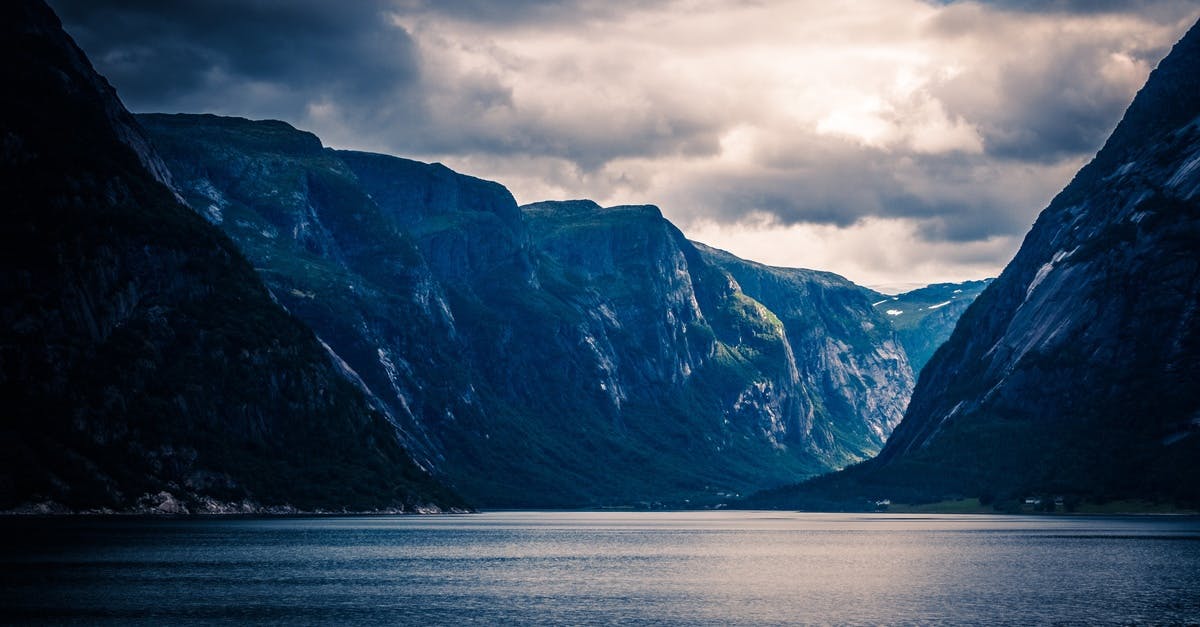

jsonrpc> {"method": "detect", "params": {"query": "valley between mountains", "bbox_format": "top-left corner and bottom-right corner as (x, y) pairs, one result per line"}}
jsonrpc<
(134, 112), (980, 508)
(3, 0), (1197, 514)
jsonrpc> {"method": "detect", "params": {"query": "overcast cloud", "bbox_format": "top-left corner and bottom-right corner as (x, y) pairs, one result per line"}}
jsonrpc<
(48, 0), (1200, 289)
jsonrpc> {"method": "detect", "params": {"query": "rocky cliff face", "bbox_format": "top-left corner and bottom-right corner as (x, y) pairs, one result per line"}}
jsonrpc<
(519, 201), (805, 448)
(696, 244), (914, 458)
(845, 20), (1200, 506)
(0, 0), (464, 513)
(523, 201), (711, 399)
(143, 115), (940, 506)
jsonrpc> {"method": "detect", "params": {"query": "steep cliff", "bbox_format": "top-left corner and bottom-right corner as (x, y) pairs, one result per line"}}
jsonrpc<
(0, 0), (464, 513)
(519, 201), (814, 454)
(695, 243), (914, 458)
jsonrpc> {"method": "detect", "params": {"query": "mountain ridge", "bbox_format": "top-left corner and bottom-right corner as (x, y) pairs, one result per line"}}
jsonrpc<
(141, 113), (987, 506)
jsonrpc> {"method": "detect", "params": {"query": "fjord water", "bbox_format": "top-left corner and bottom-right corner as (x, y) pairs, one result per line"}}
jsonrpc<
(2, 512), (1198, 625)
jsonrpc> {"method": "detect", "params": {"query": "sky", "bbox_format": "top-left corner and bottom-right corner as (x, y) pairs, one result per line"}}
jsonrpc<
(48, 0), (1200, 292)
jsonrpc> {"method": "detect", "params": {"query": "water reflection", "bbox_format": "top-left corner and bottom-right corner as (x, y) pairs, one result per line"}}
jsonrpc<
(2, 512), (1197, 625)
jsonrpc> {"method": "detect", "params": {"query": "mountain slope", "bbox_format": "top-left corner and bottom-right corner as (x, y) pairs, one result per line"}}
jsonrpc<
(0, 0), (464, 513)
(140, 116), (928, 506)
(695, 243), (913, 458)
(870, 280), (992, 375)
(135, 114), (483, 474)
(755, 20), (1200, 509)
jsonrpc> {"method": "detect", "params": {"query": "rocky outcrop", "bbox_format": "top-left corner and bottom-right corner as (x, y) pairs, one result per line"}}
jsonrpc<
(0, 0), (465, 513)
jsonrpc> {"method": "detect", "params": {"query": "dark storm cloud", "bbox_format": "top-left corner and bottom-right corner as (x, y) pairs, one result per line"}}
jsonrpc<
(420, 112), (722, 173)
(47, 0), (718, 168)
(948, 60), (1141, 163)
(674, 142), (1045, 243)
(47, 0), (420, 119)
(927, 4), (1180, 163)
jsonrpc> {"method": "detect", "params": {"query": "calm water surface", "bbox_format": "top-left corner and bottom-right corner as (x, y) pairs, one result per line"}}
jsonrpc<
(2, 511), (1198, 625)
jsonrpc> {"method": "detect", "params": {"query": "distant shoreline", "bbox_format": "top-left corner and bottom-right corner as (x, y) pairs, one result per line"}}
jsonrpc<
(5, 503), (1197, 518)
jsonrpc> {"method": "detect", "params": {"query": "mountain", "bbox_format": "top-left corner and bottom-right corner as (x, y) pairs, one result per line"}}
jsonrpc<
(869, 280), (992, 375)
(0, 0), (465, 514)
(139, 114), (933, 506)
(695, 244), (913, 457)
(753, 19), (1200, 510)
(129, 114), (483, 477)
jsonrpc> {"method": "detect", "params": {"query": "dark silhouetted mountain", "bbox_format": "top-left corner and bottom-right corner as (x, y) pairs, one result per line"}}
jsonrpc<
(0, 0), (464, 513)
(750, 20), (1200, 510)
(141, 113), (945, 507)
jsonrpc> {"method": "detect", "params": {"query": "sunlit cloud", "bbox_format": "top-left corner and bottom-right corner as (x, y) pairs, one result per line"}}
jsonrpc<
(687, 217), (1020, 294)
